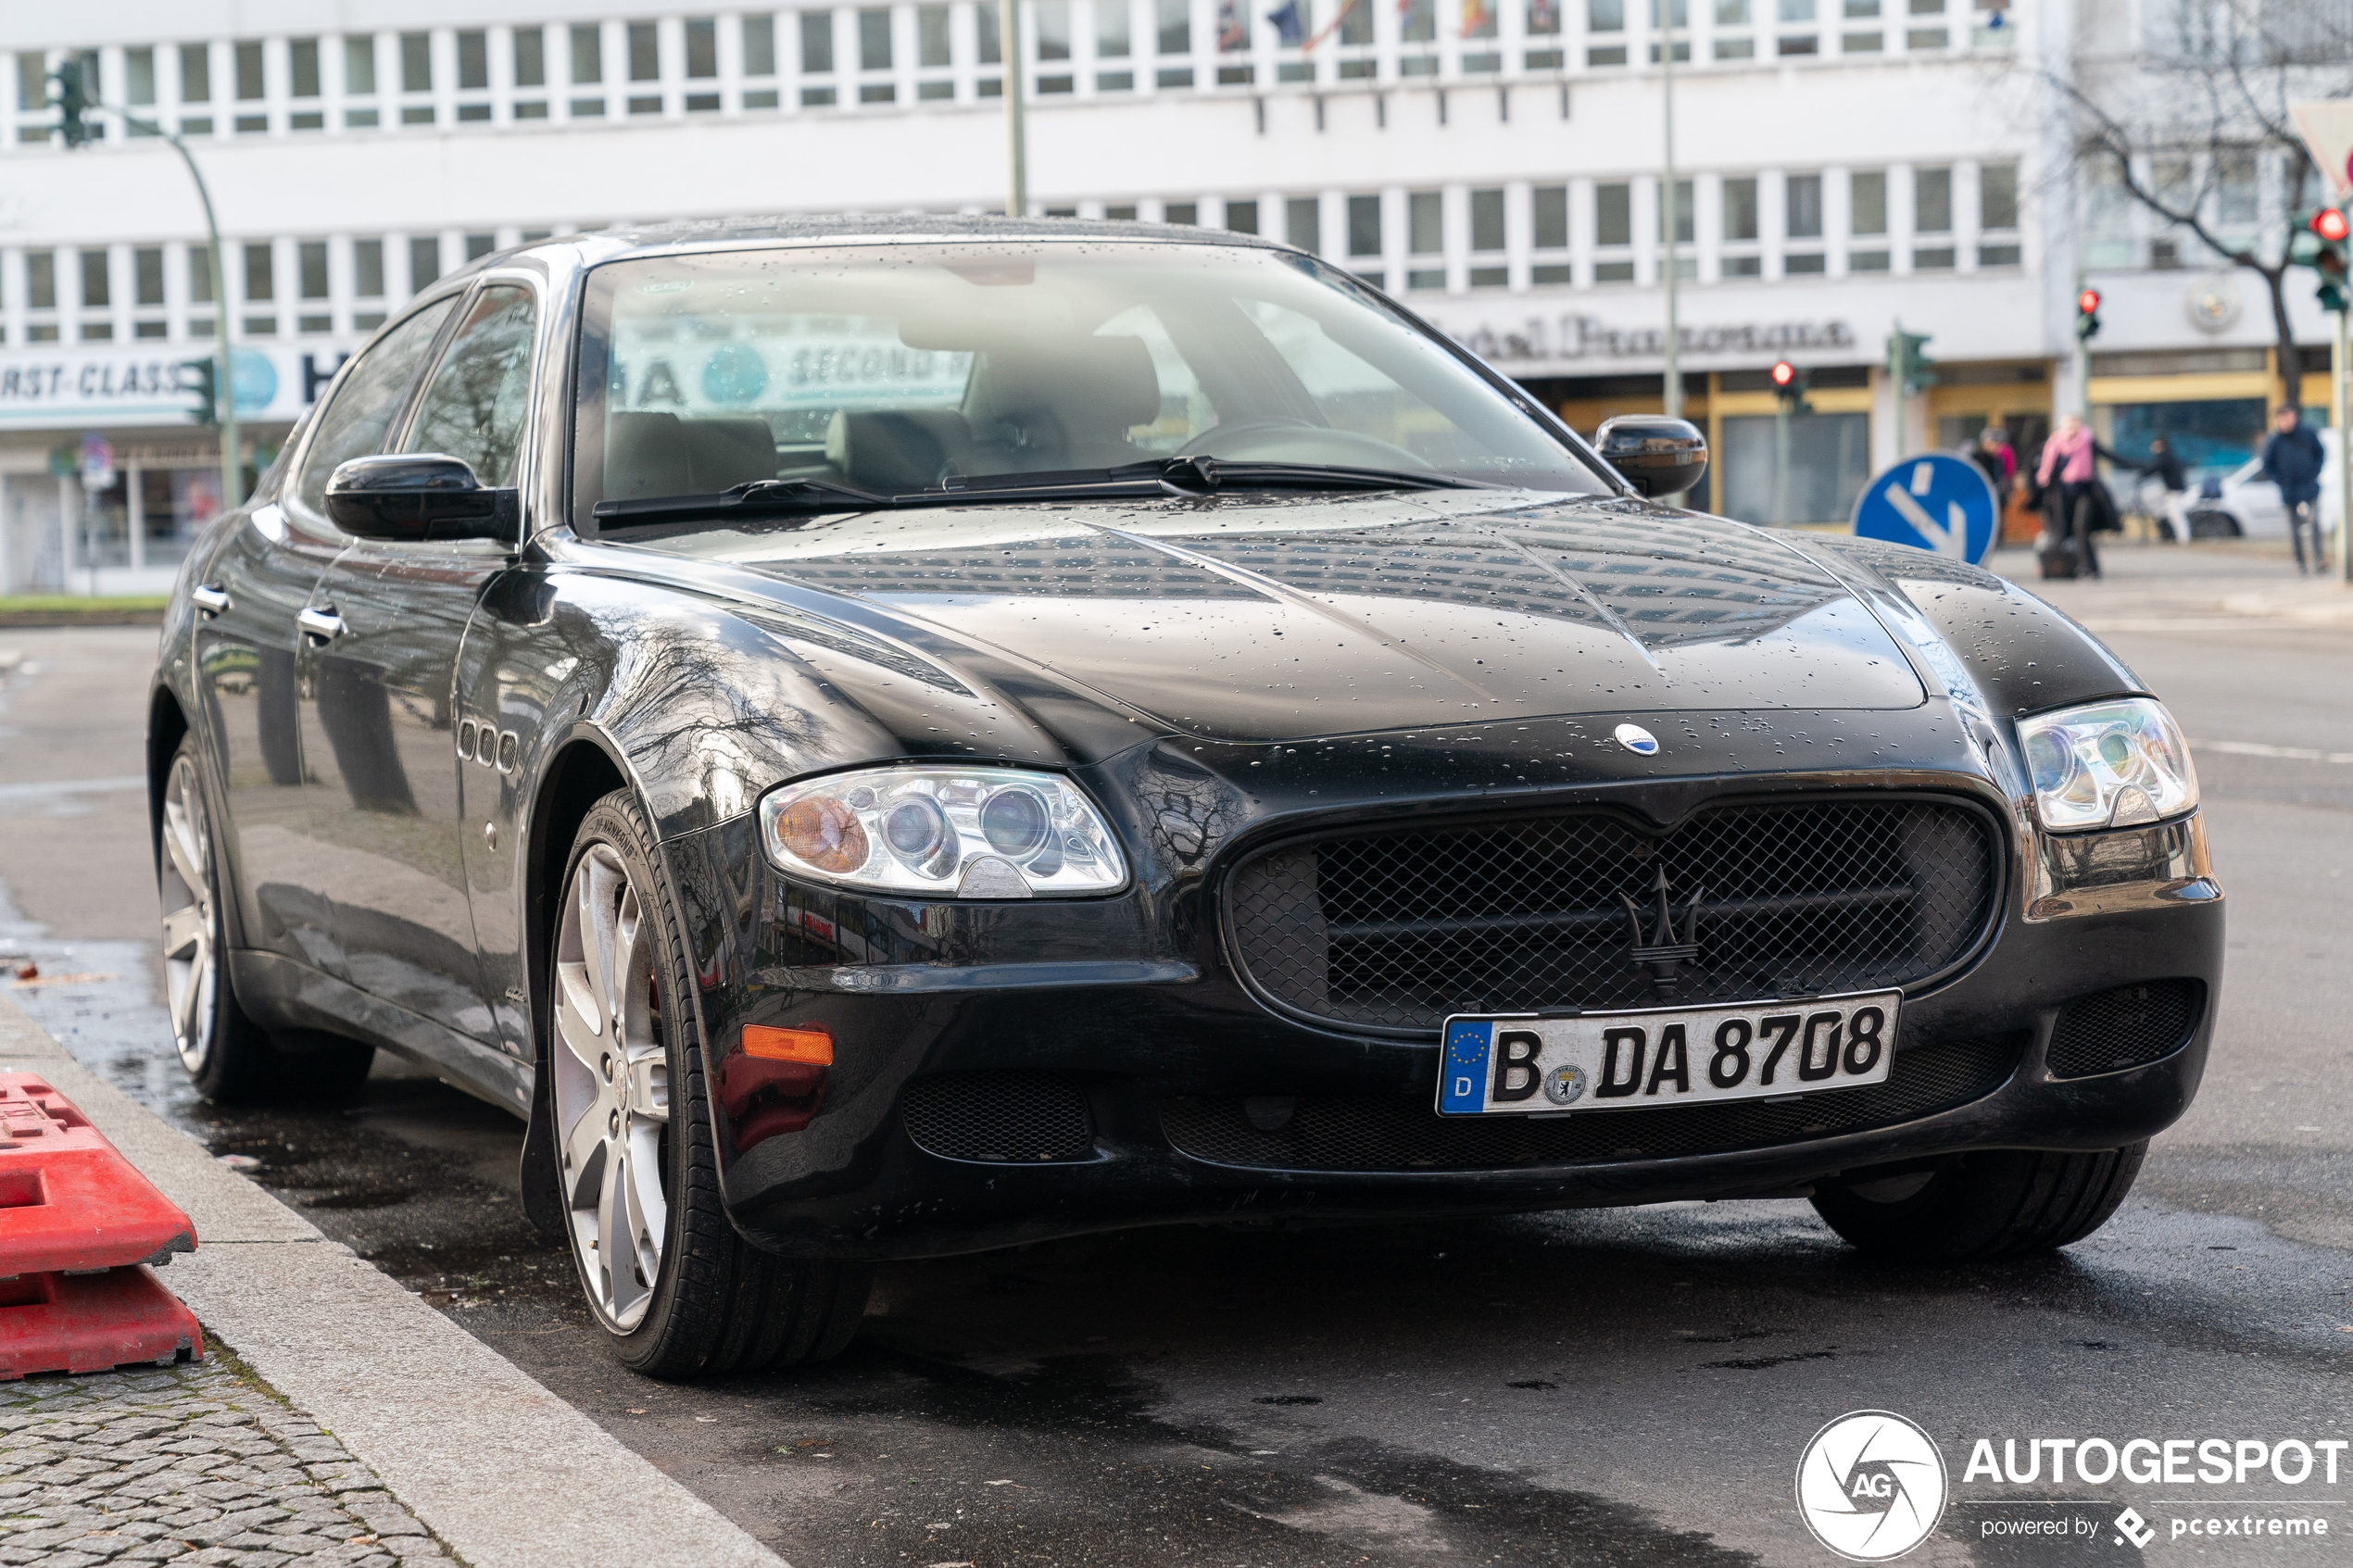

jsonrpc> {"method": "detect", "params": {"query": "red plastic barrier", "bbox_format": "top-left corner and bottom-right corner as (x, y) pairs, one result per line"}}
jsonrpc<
(0, 1267), (204, 1379)
(0, 1074), (195, 1273)
(0, 1074), (205, 1379)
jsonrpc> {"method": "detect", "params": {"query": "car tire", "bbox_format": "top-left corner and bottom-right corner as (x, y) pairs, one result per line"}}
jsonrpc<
(160, 734), (376, 1103)
(550, 789), (871, 1379)
(1809, 1144), (2147, 1261)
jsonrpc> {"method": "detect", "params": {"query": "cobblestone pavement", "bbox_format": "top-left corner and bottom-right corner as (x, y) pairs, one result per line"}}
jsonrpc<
(0, 1357), (455, 1567)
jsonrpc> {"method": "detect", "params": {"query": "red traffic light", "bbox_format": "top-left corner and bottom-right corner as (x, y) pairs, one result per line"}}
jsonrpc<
(2077, 288), (2102, 316)
(2314, 208), (2351, 244)
(1770, 360), (1796, 387)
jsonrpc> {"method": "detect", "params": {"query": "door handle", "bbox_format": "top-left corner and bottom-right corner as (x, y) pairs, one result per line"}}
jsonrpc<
(296, 606), (346, 643)
(190, 583), (231, 616)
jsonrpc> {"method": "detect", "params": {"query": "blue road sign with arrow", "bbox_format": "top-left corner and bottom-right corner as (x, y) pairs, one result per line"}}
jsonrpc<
(1850, 452), (2000, 566)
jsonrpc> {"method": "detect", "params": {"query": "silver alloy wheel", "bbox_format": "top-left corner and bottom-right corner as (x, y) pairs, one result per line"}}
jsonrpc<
(159, 754), (220, 1076)
(554, 842), (672, 1332)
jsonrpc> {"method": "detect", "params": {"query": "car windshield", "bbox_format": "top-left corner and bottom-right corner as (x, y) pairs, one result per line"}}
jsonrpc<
(570, 240), (1610, 530)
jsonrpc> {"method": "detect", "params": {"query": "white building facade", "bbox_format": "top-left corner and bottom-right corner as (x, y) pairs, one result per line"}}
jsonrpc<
(0, 0), (2329, 593)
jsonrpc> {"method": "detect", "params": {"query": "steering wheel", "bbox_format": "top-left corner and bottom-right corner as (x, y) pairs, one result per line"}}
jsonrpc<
(1176, 420), (1433, 470)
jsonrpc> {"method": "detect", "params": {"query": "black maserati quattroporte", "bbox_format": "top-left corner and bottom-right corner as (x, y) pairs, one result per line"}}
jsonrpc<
(149, 217), (2221, 1376)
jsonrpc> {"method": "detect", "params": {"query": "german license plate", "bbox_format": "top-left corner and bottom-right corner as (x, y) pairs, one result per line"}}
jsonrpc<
(1434, 991), (1902, 1116)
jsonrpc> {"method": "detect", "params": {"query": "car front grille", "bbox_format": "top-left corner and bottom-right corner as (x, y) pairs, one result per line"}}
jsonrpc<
(902, 1073), (1096, 1162)
(2045, 980), (2203, 1079)
(1161, 1033), (2027, 1173)
(1223, 797), (1999, 1035)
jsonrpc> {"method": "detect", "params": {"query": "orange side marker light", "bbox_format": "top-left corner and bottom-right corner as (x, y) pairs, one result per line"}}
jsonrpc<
(741, 1025), (834, 1066)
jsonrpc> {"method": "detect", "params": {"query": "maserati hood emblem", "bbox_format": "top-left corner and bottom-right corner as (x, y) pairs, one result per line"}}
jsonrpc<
(1621, 864), (1704, 999)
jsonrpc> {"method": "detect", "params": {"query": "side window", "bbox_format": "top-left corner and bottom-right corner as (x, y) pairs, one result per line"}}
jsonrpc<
(295, 299), (459, 515)
(403, 285), (538, 485)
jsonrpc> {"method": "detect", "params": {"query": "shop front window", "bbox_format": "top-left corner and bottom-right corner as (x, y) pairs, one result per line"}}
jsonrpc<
(144, 467), (226, 570)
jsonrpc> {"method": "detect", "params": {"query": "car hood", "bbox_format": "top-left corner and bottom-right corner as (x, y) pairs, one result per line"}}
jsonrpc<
(632, 489), (1927, 745)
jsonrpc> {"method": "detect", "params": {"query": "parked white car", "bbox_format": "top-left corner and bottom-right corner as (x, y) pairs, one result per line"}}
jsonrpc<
(2181, 430), (2341, 541)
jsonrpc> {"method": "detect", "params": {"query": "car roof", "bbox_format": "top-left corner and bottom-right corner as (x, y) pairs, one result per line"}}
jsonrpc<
(448, 211), (1296, 282)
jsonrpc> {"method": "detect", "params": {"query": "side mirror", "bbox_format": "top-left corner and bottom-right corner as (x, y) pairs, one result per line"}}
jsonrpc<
(326, 454), (517, 543)
(1593, 416), (1709, 500)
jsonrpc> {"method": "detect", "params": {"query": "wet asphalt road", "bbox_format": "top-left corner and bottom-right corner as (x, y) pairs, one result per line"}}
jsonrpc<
(4, 540), (2351, 1568)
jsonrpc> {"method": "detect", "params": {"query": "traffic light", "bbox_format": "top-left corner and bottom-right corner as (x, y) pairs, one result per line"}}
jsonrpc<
(1886, 324), (1936, 397)
(2075, 288), (2102, 340)
(182, 358), (220, 427)
(2306, 207), (2350, 312)
(1769, 359), (1813, 413)
(49, 58), (89, 148)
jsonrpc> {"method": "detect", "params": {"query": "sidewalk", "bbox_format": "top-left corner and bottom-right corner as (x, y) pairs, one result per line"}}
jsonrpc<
(1994, 537), (2353, 631)
(0, 993), (785, 1568)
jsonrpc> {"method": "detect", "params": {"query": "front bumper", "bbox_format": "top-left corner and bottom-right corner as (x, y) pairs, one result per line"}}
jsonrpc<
(662, 731), (2224, 1261)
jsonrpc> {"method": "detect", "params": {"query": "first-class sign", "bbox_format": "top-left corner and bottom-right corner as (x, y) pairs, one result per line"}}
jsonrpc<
(1851, 452), (1999, 566)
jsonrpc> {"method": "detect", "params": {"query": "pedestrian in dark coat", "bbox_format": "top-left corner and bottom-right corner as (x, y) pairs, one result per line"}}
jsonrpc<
(2259, 405), (2327, 574)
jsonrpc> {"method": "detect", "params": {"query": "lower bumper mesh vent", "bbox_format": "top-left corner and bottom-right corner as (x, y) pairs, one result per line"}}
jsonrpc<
(1160, 1034), (2027, 1173)
(903, 1073), (1095, 1162)
(2046, 981), (2203, 1079)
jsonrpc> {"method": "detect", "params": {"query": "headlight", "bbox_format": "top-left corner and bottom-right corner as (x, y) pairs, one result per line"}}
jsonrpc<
(2017, 697), (2198, 833)
(758, 766), (1127, 897)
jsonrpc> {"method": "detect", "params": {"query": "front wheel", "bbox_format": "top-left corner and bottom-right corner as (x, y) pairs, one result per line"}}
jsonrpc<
(1810, 1145), (2147, 1261)
(550, 790), (870, 1378)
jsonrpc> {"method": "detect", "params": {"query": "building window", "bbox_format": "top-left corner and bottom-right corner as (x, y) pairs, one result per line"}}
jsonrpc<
(1533, 185), (1568, 249)
(457, 31), (489, 90)
(571, 24), (606, 113)
(410, 236), (442, 290)
(126, 47), (157, 108)
(1157, 0), (1193, 84)
(803, 12), (838, 102)
(134, 247), (165, 307)
(355, 240), (385, 300)
(1850, 169), (1887, 236)
(628, 20), (661, 112)
(1786, 173), (1823, 239)
(1659, 178), (1694, 245)
(299, 241), (329, 303)
(1097, 0), (1133, 88)
(178, 44), (213, 134)
(1037, 1), (1073, 93)
(1914, 166), (1952, 233)
(1723, 178), (1759, 242)
(1468, 189), (1505, 287)
(244, 244), (273, 302)
(1288, 196), (1322, 254)
(1226, 199), (1259, 234)
(400, 31), (434, 122)
(1526, 0), (1564, 67)
(79, 249), (110, 316)
(1348, 194), (1382, 258)
(1165, 201), (1198, 224)
(285, 38), (323, 130)
(1980, 161), (2017, 228)
(1596, 182), (1632, 246)
(1405, 191), (1442, 288)
(233, 41), (266, 132)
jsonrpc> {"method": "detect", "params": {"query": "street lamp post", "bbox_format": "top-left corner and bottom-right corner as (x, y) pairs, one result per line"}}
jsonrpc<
(1000, 0), (1028, 216)
(1659, 5), (1680, 424)
(99, 107), (242, 511)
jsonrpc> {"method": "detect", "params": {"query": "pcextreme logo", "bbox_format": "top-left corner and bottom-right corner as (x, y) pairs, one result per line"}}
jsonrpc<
(1795, 1411), (1950, 1562)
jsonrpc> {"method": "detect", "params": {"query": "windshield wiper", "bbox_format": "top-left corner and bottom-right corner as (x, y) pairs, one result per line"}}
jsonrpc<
(1140, 456), (1494, 494)
(590, 456), (1494, 530)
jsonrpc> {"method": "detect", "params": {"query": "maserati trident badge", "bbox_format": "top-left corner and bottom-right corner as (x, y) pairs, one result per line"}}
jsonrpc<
(1621, 864), (1704, 999)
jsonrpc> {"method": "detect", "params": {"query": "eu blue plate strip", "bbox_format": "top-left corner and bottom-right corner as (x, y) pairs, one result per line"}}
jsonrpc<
(1440, 1020), (1493, 1113)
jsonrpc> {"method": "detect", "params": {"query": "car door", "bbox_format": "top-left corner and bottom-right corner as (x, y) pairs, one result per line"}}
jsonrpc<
(193, 300), (456, 982)
(189, 487), (347, 978)
(299, 279), (541, 1053)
